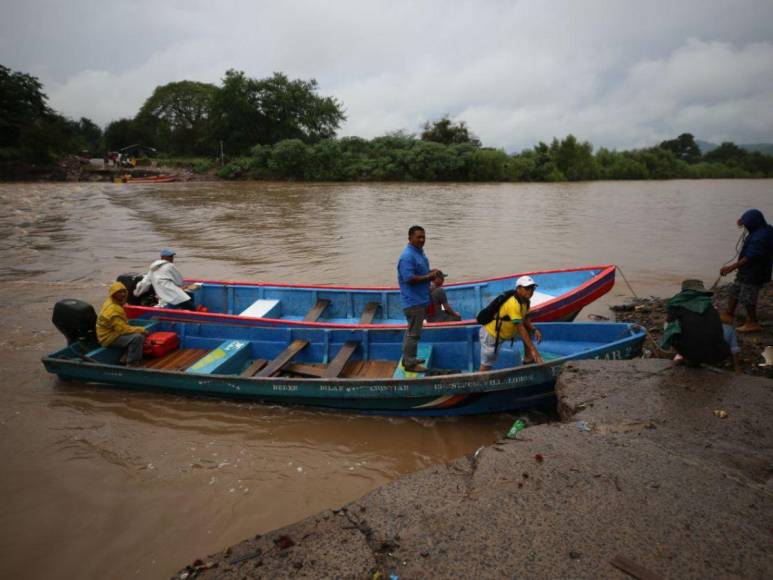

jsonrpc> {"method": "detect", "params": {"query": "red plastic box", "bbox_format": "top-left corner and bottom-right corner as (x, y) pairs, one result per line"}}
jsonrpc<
(143, 331), (180, 358)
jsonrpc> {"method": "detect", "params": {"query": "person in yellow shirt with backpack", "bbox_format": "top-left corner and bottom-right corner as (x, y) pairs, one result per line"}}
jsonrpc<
(479, 276), (543, 371)
(96, 281), (148, 366)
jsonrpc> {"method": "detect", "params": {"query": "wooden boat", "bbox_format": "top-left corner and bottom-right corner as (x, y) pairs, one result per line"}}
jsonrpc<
(125, 265), (616, 329)
(114, 174), (178, 184)
(43, 315), (644, 416)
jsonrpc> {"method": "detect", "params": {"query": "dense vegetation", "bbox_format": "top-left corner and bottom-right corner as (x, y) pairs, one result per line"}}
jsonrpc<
(1, 65), (102, 163)
(2, 63), (772, 181)
(214, 132), (773, 181)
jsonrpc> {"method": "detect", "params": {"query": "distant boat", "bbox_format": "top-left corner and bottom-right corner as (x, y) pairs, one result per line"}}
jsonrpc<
(125, 265), (616, 329)
(114, 174), (178, 184)
(44, 300), (643, 416)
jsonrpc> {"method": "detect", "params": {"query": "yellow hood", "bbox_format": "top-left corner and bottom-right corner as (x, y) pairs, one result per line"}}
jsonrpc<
(108, 281), (127, 299)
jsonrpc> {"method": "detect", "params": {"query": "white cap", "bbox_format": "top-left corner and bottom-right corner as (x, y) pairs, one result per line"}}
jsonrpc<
(516, 275), (538, 288)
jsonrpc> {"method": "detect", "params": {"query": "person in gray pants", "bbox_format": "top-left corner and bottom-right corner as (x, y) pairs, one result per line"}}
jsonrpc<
(396, 225), (442, 372)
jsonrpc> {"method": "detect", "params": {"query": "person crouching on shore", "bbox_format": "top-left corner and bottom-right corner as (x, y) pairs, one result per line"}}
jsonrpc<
(661, 279), (739, 372)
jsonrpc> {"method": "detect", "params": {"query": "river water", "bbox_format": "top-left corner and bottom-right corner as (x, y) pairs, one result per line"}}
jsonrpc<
(0, 179), (769, 578)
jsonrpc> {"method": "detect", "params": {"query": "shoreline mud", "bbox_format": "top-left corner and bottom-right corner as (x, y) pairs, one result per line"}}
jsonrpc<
(0, 159), (217, 182)
(177, 358), (772, 579)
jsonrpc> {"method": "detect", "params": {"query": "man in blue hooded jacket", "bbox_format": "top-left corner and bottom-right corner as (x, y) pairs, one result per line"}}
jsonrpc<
(719, 209), (773, 332)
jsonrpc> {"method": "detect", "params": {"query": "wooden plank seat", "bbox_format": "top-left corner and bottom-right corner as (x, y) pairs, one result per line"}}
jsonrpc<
(359, 302), (380, 324)
(140, 348), (209, 371)
(283, 362), (327, 378)
(342, 360), (397, 378)
(240, 358), (268, 377)
(303, 299), (331, 322)
(323, 341), (359, 378)
(256, 340), (309, 377)
(282, 341), (359, 378)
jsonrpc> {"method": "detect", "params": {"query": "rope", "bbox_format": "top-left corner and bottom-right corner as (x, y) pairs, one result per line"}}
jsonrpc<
(615, 265), (640, 300)
(614, 267), (669, 356)
(710, 230), (747, 289)
(637, 324), (670, 357)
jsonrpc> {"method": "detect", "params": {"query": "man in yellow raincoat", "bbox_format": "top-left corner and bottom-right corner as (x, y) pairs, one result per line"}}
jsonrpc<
(97, 282), (147, 366)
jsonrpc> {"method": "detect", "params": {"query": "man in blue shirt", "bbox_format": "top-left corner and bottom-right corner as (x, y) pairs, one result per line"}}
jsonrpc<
(397, 225), (442, 372)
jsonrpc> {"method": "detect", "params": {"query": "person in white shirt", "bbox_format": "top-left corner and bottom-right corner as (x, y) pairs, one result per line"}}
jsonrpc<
(134, 248), (194, 309)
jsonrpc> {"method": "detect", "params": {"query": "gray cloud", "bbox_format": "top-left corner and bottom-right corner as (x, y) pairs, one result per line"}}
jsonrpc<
(2, 0), (772, 150)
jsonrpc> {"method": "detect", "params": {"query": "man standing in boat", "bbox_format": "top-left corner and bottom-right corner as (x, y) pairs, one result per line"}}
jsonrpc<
(397, 225), (442, 372)
(134, 249), (195, 310)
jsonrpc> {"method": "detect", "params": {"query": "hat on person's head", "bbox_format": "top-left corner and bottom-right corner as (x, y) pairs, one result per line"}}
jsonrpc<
(160, 248), (176, 257)
(681, 279), (709, 293)
(516, 275), (538, 288)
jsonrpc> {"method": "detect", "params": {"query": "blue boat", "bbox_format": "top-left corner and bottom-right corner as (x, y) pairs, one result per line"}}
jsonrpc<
(43, 314), (644, 416)
(125, 265), (616, 329)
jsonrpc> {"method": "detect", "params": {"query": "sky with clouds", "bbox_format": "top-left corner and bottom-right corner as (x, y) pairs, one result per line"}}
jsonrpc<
(2, 0), (772, 151)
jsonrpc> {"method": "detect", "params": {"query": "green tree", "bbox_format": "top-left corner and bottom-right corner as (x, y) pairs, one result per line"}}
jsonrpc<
(420, 116), (481, 146)
(468, 148), (510, 181)
(369, 131), (415, 180)
(405, 140), (461, 180)
(71, 117), (102, 154)
(551, 135), (599, 180)
(102, 118), (151, 151)
(0, 64), (77, 162)
(136, 80), (217, 155)
(0, 64), (52, 150)
(268, 138), (311, 178)
(631, 147), (688, 179)
(659, 133), (700, 163)
(703, 142), (745, 164)
(209, 70), (345, 155)
(308, 139), (344, 180)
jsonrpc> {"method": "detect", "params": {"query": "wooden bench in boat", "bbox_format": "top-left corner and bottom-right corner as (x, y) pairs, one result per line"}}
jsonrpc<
(256, 339), (309, 377)
(140, 348), (209, 371)
(275, 339), (402, 380)
(323, 341), (359, 377)
(342, 360), (397, 378)
(359, 302), (380, 324)
(303, 299), (331, 322)
(240, 358), (268, 377)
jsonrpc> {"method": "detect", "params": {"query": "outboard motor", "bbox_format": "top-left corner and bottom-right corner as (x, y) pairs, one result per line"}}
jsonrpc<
(117, 272), (144, 305)
(52, 299), (97, 345)
(117, 272), (157, 306)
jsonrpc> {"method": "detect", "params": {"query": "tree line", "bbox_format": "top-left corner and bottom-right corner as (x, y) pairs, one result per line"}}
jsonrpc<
(2, 63), (772, 181)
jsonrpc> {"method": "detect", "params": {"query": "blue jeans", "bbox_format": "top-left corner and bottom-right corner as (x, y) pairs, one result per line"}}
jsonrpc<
(111, 333), (144, 363)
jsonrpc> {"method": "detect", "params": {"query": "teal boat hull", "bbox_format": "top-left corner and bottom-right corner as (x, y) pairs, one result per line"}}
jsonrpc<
(43, 320), (644, 416)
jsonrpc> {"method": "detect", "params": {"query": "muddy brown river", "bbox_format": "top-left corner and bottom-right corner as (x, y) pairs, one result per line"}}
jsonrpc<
(0, 179), (769, 578)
